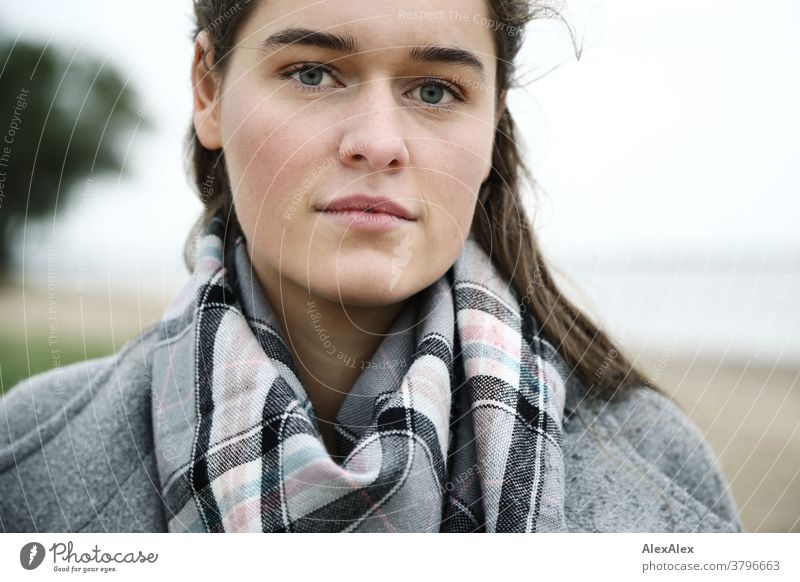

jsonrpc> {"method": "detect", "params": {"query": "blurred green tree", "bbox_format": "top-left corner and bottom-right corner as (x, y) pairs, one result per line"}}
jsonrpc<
(0, 37), (148, 279)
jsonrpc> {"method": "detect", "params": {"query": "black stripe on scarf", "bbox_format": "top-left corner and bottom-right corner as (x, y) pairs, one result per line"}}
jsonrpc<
(190, 278), (238, 532)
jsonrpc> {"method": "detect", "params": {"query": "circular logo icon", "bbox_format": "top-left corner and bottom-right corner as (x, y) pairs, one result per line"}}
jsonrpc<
(20, 542), (46, 570)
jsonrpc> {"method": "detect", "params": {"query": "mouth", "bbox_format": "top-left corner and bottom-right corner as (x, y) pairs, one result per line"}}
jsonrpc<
(315, 193), (417, 232)
(316, 194), (416, 220)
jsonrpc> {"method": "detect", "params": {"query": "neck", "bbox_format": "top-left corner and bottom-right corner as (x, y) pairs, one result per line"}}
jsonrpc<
(251, 255), (408, 453)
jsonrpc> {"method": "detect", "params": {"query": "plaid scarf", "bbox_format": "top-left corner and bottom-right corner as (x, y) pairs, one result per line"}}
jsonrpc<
(150, 212), (569, 532)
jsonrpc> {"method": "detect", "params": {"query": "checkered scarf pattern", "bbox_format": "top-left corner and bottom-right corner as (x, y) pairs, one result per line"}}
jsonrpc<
(150, 213), (569, 532)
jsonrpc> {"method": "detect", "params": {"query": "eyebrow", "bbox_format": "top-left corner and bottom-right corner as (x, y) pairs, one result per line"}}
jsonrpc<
(259, 27), (486, 79)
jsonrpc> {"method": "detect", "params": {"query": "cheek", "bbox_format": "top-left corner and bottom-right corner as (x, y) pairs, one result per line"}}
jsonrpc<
(421, 123), (493, 244)
(220, 92), (325, 245)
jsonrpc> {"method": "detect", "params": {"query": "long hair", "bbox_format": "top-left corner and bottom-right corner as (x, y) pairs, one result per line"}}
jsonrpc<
(183, 0), (661, 403)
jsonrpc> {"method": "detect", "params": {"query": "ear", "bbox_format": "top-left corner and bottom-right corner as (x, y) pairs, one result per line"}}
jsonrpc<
(192, 30), (223, 150)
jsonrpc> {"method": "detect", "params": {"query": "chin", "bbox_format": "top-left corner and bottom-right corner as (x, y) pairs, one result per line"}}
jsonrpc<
(309, 266), (423, 307)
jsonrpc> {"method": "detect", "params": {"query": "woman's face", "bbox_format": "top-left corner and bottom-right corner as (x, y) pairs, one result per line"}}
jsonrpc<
(195, 0), (502, 306)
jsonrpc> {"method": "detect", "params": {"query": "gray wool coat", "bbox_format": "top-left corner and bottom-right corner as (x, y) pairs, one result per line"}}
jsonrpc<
(0, 324), (744, 533)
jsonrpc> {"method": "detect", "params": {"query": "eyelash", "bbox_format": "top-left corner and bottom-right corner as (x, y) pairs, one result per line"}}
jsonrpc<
(279, 63), (467, 111)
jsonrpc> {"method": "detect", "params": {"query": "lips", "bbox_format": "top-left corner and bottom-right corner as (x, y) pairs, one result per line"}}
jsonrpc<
(316, 194), (417, 221)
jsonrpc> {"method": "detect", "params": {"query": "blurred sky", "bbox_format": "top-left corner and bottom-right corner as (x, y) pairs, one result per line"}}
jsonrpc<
(2, 0), (799, 362)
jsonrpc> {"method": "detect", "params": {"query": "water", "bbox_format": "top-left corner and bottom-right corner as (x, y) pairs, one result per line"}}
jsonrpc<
(551, 250), (800, 368)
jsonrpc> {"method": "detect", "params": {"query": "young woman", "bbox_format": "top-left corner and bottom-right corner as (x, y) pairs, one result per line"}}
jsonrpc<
(0, 0), (742, 533)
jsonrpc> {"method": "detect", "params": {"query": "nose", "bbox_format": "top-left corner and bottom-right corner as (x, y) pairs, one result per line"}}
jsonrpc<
(337, 80), (410, 172)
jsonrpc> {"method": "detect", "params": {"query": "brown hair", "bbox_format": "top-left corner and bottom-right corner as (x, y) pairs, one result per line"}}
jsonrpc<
(184, 0), (661, 404)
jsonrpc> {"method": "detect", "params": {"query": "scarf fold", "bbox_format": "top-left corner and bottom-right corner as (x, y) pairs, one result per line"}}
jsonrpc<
(150, 212), (570, 532)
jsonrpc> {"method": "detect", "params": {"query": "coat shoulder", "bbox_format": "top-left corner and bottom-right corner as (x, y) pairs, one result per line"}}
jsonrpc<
(0, 324), (159, 455)
(0, 324), (165, 532)
(561, 381), (743, 532)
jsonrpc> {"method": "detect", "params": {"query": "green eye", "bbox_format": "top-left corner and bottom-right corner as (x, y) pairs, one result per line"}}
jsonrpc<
(420, 84), (445, 104)
(298, 67), (324, 86)
(411, 81), (458, 107)
(281, 64), (338, 90)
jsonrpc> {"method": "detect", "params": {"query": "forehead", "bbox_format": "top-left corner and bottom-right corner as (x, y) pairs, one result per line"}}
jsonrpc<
(235, 0), (497, 62)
